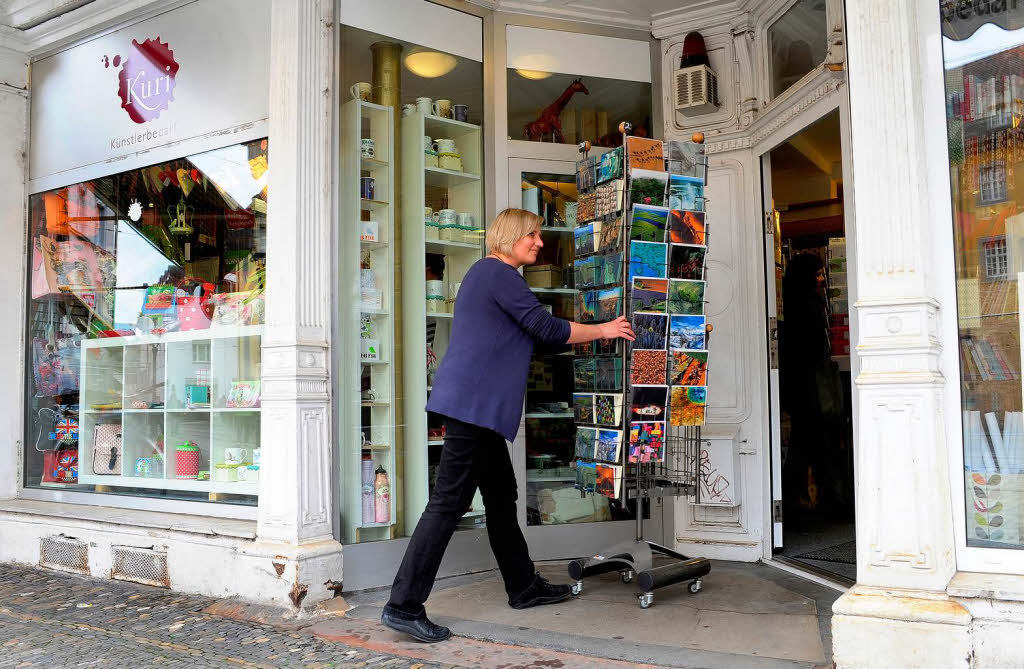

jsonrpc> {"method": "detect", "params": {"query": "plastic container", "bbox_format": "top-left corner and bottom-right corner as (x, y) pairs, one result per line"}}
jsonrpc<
(213, 463), (238, 483)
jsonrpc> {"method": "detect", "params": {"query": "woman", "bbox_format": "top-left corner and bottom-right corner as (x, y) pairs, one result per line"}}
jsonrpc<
(382, 208), (635, 643)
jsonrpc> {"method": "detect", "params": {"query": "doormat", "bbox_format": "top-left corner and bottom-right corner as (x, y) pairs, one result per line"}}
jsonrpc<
(795, 540), (856, 565)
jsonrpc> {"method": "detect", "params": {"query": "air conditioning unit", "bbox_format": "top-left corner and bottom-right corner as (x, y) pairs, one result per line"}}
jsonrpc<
(675, 64), (720, 116)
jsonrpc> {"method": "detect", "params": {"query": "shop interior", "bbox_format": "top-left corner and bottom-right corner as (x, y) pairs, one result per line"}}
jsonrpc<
(767, 110), (856, 581)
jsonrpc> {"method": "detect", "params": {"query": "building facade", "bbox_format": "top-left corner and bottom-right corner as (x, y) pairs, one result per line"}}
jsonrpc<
(0, 0), (1022, 665)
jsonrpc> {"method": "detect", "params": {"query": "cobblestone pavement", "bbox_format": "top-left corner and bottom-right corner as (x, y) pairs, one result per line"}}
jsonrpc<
(0, 563), (452, 669)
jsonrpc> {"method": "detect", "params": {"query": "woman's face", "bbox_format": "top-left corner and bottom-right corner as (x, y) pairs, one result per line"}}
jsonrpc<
(510, 227), (544, 266)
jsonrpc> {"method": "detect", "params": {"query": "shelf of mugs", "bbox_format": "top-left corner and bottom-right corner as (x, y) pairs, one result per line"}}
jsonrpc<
(360, 156), (388, 171)
(424, 166), (480, 188)
(423, 114), (481, 136)
(360, 198), (389, 211)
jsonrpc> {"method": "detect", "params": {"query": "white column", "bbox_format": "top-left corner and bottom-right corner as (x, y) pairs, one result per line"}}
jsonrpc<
(243, 0), (343, 609)
(832, 0), (970, 665)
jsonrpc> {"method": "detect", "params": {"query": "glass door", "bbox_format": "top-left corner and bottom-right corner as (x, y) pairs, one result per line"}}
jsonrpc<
(508, 157), (653, 560)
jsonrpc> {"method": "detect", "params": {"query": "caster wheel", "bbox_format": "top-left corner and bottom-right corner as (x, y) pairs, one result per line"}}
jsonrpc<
(688, 579), (702, 594)
(638, 593), (654, 609)
(571, 581), (583, 595)
(620, 570), (634, 584)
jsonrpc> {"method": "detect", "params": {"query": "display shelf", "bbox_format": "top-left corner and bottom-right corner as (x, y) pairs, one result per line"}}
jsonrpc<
(425, 239), (480, 253)
(425, 166), (481, 188)
(525, 412), (574, 419)
(424, 114), (481, 135)
(426, 312), (454, 320)
(539, 226), (574, 233)
(531, 287), (576, 294)
(341, 99), (397, 544)
(428, 440), (445, 446)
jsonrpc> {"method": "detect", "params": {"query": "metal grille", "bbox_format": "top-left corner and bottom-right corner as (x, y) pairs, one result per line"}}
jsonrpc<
(111, 546), (169, 588)
(39, 535), (89, 575)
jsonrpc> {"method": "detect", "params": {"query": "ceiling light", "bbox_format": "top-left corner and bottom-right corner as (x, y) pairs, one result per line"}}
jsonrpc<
(404, 50), (457, 78)
(516, 69), (552, 80)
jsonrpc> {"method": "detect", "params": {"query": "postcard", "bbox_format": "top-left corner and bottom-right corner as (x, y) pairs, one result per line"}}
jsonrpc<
(574, 290), (599, 323)
(668, 279), (706, 315)
(632, 312), (668, 350)
(603, 252), (624, 285)
(668, 174), (704, 211)
(597, 216), (623, 252)
(595, 179), (625, 218)
(577, 190), (597, 222)
(576, 156), (596, 193)
(665, 140), (706, 179)
(630, 204), (670, 243)
(577, 338), (622, 357)
(597, 146), (624, 183)
(669, 209), (706, 245)
(670, 385), (707, 426)
(575, 428), (597, 459)
(631, 349), (668, 386)
(564, 201), (578, 227)
(575, 256), (599, 289)
(574, 393), (595, 424)
(594, 429), (623, 463)
(596, 463), (622, 499)
(594, 394), (623, 427)
(574, 357), (597, 392)
(576, 460), (597, 492)
(626, 137), (665, 171)
(669, 244), (707, 281)
(628, 241), (667, 282)
(596, 287), (623, 321)
(631, 385), (669, 421)
(595, 357), (624, 392)
(629, 421), (666, 463)
(632, 277), (668, 313)
(574, 223), (598, 256)
(670, 315), (706, 350)
(629, 168), (669, 207)
(669, 349), (708, 386)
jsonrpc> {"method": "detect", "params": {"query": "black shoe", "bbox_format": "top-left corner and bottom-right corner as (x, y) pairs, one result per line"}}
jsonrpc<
(508, 573), (574, 609)
(381, 607), (451, 643)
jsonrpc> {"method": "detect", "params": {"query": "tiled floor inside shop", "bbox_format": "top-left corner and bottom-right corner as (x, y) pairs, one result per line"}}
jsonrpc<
(343, 559), (841, 669)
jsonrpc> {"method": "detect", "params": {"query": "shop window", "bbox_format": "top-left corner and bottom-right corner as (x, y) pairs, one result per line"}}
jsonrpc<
(942, 4), (1024, 550)
(768, 0), (828, 99)
(24, 138), (268, 505)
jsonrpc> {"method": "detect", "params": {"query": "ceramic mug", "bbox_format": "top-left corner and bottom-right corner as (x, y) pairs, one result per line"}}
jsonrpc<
(415, 97), (433, 115)
(453, 104), (469, 122)
(432, 208), (456, 226)
(432, 99), (453, 118)
(456, 212), (473, 227)
(252, 448), (261, 466)
(424, 206), (433, 220)
(350, 82), (371, 101)
(224, 447), (248, 464)
(422, 135), (433, 151)
(433, 138), (457, 154)
(401, 103), (416, 117)
(360, 138), (375, 159)
(425, 280), (444, 297)
(360, 177), (375, 200)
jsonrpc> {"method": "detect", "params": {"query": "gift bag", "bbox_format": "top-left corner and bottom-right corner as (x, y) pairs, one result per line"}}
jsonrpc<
(92, 423), (122, 475)
(43, 443), (78, 484)
(32, 337), (81, 397)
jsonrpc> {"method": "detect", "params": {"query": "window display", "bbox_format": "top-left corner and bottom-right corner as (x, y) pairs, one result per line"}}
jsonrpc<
(24, 138), (268, 504)
(942, 4), (1024, 549)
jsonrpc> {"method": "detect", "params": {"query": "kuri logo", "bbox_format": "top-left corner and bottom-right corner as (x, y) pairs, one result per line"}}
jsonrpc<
(103, 37), (179, 124)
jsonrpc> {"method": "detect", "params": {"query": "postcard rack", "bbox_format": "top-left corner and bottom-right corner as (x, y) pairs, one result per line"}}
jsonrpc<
(568, 123), (712, 609)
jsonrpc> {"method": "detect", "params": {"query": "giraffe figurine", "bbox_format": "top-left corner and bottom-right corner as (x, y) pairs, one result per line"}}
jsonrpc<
(523, 78), (590, 142)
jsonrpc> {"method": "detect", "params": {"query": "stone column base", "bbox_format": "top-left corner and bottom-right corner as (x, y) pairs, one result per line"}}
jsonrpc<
(239, 538), (344, 610)
(831, 586), (971, 669)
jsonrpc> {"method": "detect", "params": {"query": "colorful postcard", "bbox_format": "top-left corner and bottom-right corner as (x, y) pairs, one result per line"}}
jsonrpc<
(574, 290), (599, 323)
(668, 279), (706, 315)
(631, 349), (668, 386)
(595, 429), (623, 463)
(574, 223), (598, 256)
(596, 287), (623, 321)
(669, 210), (706, 245)
(597, 216), (623, 252)
(665, 140), (706, 179)
(669, 349), (708, 386)
(603, 252), (624, 285)
(670, 315), (706, 350)
(596, 463), (622, 499)
(668, 174), (704, 211)
(574, 357), (597, 391)
(629, 241), (667, 282)
(574, 256), (596, 289)
(596, 179), (625, 218)
(597, 146), (624, 183)
(629, 421), (666, 463)
(564, 201), (578, 227)
(576, 338), (622, 357)
(574, 393), (595, 424)
(630, 204), (670, 242)
(632, 312), (668, 350)
(577, 190), (597, 222)
(595, 357), (624, 392)
(632, 277), (668, 313)
(575, 460), (597, 492)
(629, 168), (669, 207)
(631, 385), (669, 421)
(626, 137), (665, 171)
(670, 385), (707, 426)
(594, 394), (622, 427)
(669, 244), (707, 281)
(576, 157), (597, 193)
(575, 428), (597, 459)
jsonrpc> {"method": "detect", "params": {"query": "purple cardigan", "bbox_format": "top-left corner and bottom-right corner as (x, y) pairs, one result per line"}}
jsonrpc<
(426, 257), (571, 441)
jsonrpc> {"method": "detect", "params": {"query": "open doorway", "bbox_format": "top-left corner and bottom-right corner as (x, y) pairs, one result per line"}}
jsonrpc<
(765, 110), (855, 582)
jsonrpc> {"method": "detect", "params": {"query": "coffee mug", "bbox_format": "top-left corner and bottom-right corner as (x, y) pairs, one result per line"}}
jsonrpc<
(453, 104), (469, 122)
(425, 280), (444, 297)
(415, 97), (433, 115)
(360, 177), (375, 200)
(224, 447), (248, 464)
(433, 138), (457, 154)
(423, 135), (433, 152)
(432, 99), (453, 118)
(456, 212), (473, 227)
(350, 82), (371, 101)
(360, 138), (375, 159)
(432, 208), (456, 226)
(252, 448), (261, 465)
(424, 206), (433, 220)
(402, 103), (416, 117)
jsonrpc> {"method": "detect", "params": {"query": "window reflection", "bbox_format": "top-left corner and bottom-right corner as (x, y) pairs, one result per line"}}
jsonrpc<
(768, 0), (827, 98)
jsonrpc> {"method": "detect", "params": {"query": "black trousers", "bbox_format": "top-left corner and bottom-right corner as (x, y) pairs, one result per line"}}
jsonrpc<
(386, 416), (535, 618)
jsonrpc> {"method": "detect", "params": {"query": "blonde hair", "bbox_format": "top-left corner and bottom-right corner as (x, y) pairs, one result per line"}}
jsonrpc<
(486, 208), (543, 256)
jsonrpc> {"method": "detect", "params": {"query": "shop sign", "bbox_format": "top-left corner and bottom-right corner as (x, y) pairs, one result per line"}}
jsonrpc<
(942, 0), (1024, 39)
(108, 37), (179, 124)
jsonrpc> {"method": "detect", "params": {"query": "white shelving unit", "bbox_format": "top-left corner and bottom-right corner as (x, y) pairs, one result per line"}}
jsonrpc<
(340, 99), (397, 543)
(78, 326), (262, 496)
(401, 112), (484, 529)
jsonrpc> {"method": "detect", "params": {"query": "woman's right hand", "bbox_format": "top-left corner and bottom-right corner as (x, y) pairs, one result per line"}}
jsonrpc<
(599, 315), (635, 341)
